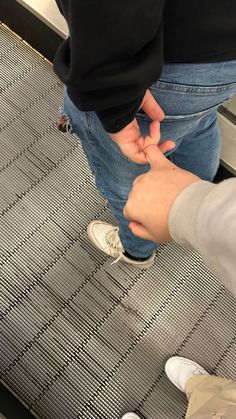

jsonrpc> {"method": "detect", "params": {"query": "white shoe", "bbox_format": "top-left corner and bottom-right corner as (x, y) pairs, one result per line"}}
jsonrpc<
(165, 356), (209, 393)
(87, 221), (155, 269)
(121, 414), (141, 419)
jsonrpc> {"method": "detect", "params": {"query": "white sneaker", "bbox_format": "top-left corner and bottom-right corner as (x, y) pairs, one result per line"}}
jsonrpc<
(165, 356), (209, 393)
(121, 414), (141, 419)
(87, 221), (155, 269)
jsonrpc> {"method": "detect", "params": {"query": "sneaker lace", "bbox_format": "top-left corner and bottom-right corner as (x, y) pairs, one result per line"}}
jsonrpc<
(105, 227), (124, 265)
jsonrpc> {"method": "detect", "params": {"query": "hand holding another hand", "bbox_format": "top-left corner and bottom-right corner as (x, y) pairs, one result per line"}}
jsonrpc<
(123, 143), (200, 242)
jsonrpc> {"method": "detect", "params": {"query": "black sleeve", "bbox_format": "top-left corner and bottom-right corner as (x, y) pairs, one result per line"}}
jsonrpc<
(54, 0), (165, 133)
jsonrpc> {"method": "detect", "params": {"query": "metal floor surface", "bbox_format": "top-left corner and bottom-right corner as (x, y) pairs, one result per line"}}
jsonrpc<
(0, 24), (236, 419)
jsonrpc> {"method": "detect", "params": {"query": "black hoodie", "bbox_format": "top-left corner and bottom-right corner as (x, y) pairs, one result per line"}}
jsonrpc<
(54, 0), (236, 133)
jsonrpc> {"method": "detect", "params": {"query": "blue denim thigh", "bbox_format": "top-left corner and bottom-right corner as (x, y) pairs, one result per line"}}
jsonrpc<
(63, 89), (156, 258)
(137, 61), (236, 180)
(62, 61), (236, 258)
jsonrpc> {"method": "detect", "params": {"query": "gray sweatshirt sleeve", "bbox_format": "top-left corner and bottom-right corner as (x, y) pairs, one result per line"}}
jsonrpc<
(169, 179), (236, 297)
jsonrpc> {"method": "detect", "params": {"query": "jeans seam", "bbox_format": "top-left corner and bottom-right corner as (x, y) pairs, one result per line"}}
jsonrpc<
(152, 81), (236, 94)
(138, 105), (218, 122)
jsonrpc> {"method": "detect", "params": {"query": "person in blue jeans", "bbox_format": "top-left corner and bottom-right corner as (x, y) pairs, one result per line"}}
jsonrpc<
(60, 62), (236, 268)
(55, 1), (236, 268)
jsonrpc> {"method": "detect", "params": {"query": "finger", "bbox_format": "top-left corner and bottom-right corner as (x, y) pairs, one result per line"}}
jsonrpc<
(149, 120), (161, 145)
(139, 121), (161, 154)
(159, 140), (176, 154)
(144, 144), (168, 169)
(129, 221), (154, 241)
(141, 90), (165, 121)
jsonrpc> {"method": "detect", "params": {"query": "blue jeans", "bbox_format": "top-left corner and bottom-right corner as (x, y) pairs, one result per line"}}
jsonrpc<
(62, 61), (236, 258)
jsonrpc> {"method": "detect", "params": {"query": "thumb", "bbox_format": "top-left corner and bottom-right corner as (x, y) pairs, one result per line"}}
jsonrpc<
(129, 221), (154, 242)
(141, 90), (165, 121)
(143, 143), (169, 170)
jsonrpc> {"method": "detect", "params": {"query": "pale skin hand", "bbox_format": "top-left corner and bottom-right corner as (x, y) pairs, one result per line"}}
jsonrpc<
(109, 89), (167, 164)
(123, 144), (200, 242)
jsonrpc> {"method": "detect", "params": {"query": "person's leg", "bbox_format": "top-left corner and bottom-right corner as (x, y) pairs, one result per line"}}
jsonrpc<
(61, 88), (157, 260)
(120, 376), (236, 419)
(169, 110), (221, 181)
(137, 107), (221, 181)
(165, 357), (236, 419)
(142, 61), (236, 181)
(185, 375), (236, 419)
